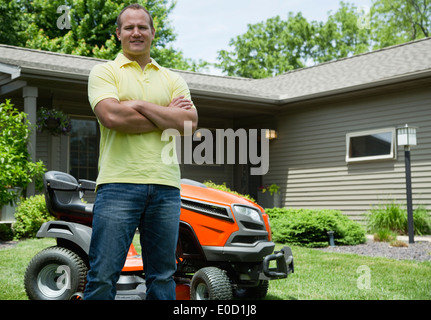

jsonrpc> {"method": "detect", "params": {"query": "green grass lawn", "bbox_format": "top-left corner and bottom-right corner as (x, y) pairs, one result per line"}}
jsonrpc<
(1, 239), (430, 300)
(268, 244), (431, 300)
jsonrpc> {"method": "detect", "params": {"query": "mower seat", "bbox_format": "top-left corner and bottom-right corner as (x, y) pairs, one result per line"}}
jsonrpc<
(44, 171), (95, 226)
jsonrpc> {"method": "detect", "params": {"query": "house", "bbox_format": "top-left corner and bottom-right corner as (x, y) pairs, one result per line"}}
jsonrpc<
(1, 37), (430, 222)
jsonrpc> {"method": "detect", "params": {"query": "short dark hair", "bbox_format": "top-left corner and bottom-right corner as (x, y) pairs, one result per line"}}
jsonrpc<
(116, 3), (154, 30)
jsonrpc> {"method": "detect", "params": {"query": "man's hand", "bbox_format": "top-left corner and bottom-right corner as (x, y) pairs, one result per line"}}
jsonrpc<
(168, 95), (194, 110)
(94, 96), (197, 135)
(94, 98), (158, 133)
(127, 96), (198, 135)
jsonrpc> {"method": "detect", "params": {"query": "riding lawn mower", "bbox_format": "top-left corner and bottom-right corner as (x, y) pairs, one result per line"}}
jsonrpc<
(24, 171), (294, 300)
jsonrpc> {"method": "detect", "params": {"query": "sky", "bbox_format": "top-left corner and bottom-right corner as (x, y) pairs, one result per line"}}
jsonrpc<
(169, 0), (373, 75)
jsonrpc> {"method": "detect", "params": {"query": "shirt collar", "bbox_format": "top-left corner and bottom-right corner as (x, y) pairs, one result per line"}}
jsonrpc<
(115, 53), (160, 70)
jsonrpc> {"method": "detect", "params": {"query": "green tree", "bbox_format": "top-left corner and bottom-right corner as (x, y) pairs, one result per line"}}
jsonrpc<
(310, 2), (372, 64)
(216, 0), (430, 78)
(217, 13), (314, 78)
(216, 4), (372, 79)
(0, 100), (45, 207)
(0, 0), (24, 45)
(371, 0), (430, 48)
(0, 0), (207, 71)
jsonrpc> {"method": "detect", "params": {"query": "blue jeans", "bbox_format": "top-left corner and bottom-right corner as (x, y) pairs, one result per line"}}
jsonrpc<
(83, 183), (181, 300)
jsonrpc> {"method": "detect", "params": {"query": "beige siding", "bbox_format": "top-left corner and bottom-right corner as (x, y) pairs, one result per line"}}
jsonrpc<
(36, 131), (49, 165)
(265, 85), (431, 221)
(36, 133), (69, 176)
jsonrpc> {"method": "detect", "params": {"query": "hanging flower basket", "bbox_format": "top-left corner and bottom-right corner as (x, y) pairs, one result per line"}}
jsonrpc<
(36, 107), (72, 136)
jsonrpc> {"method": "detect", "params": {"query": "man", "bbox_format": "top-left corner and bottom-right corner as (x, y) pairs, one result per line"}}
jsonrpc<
(84, 4), (198, 300)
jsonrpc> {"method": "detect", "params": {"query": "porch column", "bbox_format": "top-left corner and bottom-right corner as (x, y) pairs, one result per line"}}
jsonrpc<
(23, 86), (38, 197)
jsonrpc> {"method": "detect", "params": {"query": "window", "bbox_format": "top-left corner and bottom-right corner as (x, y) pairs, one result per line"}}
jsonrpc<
(69, 117), (99, 180)
(346, 128), (396, 163)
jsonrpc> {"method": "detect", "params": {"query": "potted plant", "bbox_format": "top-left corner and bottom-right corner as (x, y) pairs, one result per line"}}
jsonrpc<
(257, 184), (281, 208)
(36, 107), (72, 136)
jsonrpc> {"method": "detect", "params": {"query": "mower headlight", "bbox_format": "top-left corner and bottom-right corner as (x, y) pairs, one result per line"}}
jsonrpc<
(233, 205), (262, 223)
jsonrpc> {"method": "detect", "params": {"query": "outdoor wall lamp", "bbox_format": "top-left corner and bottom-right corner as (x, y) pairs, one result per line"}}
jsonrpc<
(265, 129), (278, 140)
(397, 124), (418, 244)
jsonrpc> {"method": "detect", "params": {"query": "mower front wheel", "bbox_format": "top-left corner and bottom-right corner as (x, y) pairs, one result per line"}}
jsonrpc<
(190, 267), (232, 300)
(24, 246), (87, 300)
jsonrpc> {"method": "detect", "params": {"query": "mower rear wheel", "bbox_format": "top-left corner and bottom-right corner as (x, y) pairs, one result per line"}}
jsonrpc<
(190, 267), (233, 300)
(24, 246), (87, 300)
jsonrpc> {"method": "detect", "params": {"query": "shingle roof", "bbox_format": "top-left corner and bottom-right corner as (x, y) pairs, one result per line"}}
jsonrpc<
(257, 37), (431, 102)
(1, 37), (430, 103)
(0, 45), (102, 80)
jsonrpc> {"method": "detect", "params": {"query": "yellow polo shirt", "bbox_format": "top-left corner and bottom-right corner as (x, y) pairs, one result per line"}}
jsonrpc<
(88, 53), (193, 189)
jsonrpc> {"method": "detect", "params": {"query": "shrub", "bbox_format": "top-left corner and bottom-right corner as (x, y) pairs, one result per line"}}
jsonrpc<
(373, 228), (397, 242)
(13, 195), (55, 240)
(412, 205), (431, 235)
(266, 208), (366, 248)
(0, 99), (46, 206)
(389, 240), (408, 248)
(203, 180), (255, 202)
(366, 200), (431, 235)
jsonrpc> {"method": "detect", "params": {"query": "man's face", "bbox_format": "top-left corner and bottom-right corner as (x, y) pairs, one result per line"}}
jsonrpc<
(116, 8), (155, 59)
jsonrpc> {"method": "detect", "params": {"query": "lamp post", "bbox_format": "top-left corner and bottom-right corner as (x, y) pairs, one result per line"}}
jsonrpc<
(397, 124), (417, 244)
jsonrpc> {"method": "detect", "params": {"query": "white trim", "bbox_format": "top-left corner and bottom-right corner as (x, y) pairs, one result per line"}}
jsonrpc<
(0, 62), (21, 79)
(346, 127), (397, 163)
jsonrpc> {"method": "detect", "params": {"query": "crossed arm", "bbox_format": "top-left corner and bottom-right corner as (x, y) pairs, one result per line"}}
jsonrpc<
(93, 96), (198, 135)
